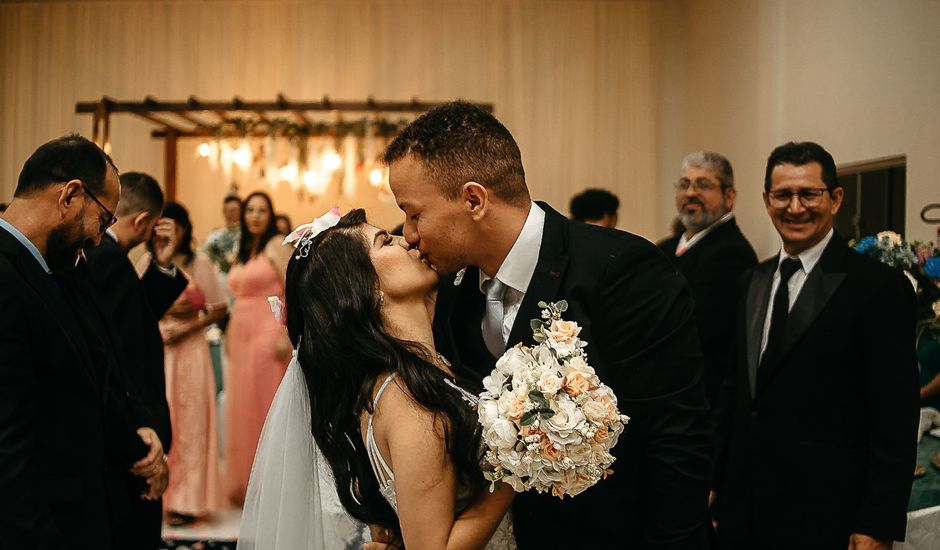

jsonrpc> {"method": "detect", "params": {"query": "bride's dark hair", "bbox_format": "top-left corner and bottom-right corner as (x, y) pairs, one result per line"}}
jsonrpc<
(285, 209), (485, 543)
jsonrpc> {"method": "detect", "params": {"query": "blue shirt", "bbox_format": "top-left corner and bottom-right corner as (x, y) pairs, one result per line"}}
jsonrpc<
(0, 217), (51, 274)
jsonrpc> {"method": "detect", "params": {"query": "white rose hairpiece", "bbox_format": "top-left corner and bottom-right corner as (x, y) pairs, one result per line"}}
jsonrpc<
(283, 207), (343, 260)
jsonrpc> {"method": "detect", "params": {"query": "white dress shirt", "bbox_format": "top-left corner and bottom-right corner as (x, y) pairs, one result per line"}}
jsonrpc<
(479, 202), (545, 344)
(759, 228), (834, 358)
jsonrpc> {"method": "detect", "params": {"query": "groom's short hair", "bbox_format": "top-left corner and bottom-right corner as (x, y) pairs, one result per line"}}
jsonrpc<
(383, 101), (530, 206)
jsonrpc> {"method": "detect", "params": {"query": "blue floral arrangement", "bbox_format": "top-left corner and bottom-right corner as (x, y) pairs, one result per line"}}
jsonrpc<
(851, 231), (940, 335)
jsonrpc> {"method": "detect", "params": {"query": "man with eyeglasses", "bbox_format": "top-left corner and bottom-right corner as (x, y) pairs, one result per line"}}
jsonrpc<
(658, 151), (757, 415)
(0, 135), (169, 549)
(712, 141), (919, 550)
(84, 170), (187, 550)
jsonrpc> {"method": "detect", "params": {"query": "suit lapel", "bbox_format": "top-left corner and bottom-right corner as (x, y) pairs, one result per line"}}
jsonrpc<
(505, 204), (570, 349)
(756, 236), (848, 393)
(746, 260), (775, 397)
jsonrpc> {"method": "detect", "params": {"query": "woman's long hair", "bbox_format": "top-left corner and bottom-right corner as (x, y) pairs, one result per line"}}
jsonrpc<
(149, 201), (194, 264)
(236, 191), (279, 264)
(285, 209), (485, 544)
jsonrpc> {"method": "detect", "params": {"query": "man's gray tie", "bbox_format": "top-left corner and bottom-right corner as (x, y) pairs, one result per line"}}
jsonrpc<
(482, 277), (507, 357)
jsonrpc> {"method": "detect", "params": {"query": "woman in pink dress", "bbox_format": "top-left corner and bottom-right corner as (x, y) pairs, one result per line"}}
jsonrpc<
(224, 191), (292, 505)
(138, 202), (228, 526)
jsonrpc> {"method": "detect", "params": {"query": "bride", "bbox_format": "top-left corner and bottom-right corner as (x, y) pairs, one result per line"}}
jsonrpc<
(238, 209), (515, 549)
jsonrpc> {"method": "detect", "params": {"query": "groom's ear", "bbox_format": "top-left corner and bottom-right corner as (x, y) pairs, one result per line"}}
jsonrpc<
(462, 182), (489, 221)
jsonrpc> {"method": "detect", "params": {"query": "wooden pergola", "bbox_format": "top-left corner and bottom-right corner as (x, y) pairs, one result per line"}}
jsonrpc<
(75, 95), (493, 199)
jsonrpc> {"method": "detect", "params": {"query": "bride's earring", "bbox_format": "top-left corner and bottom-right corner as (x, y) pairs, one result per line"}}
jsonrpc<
(378, 290), (385, 306)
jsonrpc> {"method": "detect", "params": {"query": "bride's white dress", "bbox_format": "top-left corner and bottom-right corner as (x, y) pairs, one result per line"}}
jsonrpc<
(365, 373), (516, 549)
(238, 353), (515, 549)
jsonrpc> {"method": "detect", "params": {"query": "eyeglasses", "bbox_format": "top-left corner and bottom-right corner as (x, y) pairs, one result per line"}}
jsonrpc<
(81, 184), (118, 233)
(675, 178), (725, 193)
(766, 187), (831, 208)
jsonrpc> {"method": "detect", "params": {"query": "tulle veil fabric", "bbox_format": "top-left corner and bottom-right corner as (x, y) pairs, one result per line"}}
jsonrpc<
(237, 351), (368, 549)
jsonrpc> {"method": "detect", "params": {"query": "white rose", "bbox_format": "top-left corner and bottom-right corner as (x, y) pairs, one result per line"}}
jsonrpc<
(536, 346), (557, 370)
(486, 418), (519, 450)
(877, 231), (902, 246)
(547, 397), (584, 431)
(478, 399), (500, 428)
(548, 338), (576, 359)
(482, 371), (507, 395)
(566, 356), (595, 376)
(566, 443), (594, 465)
(495, 347), (529, 376)
(538, 371), (563, 394)
(497, 388), (523, 416)
(582, 400), (609, 424)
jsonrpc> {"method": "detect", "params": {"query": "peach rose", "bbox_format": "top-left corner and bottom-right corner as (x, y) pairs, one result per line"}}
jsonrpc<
(540, 436), (563, 462)
(506, 392), (530, 421)
(593, 425), (609, 444)
(563, 372), (591, 397)
(547, 319), (581, 345)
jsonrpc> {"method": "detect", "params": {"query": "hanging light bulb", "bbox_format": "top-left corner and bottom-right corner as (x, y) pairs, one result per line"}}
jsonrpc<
(322, 149), (342, 172)
(197, 141), (212, 157)
(369, 167), (384, 187)
(280, 162), (299, 184)
(233, 140), (253, 171)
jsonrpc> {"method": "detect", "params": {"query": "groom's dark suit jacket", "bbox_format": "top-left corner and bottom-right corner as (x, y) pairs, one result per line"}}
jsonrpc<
(84, 233), (186, 549)
(435, 203), (713, 549)
(657, 219), (758, 411)
(0, 228), (148, 549)
(714, 234), (919, 547)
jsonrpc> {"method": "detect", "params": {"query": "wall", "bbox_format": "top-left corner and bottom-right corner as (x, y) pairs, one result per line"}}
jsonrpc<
(655, 0), (940, 257)
(0, 0), (659, 242)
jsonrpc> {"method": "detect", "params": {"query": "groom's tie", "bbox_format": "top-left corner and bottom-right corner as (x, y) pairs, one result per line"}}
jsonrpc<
(761, 257), (802, 367)
(482, 277), (507, 357)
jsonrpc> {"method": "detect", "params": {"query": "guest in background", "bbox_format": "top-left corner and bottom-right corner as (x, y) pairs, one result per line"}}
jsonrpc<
(85, 171), (187, 550)
(203, 194), (241, 276)
(569, 187), (619, 228)
(657, 151), (757, 411)
(274, 213), (292, 236)
(224, 191), (292, 505)
(0, 135), (164, 549)
(714, 142), (919, 549)
(137, 201), (226, 526)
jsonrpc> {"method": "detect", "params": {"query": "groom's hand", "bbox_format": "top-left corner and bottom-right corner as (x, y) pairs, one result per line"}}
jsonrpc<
(131, 427), (164, 477)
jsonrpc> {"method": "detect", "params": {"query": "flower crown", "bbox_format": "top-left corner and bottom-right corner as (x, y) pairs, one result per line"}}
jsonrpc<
(282, 207), (342, 260)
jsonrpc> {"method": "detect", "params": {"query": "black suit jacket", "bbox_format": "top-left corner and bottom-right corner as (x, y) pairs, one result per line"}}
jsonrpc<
(0, 228), (146, 549)
(715, 233), (919, 546)
(84, 234), (186, 452)
(658, 219), (758, 411)
(435, 203), (712, 549)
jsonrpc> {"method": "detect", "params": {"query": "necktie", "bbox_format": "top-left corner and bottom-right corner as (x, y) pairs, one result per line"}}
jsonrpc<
(761, 257), (802, 366)
(482, 278), (507, 357)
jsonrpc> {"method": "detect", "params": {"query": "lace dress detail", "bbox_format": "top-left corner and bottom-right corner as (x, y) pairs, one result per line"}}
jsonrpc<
(365, 373), (516, 549)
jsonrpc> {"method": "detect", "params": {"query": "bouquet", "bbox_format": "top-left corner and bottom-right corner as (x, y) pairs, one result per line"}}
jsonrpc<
(203, 226), (240, 274)
(851, 231), (940, 335)
(477, 300), (630, 498)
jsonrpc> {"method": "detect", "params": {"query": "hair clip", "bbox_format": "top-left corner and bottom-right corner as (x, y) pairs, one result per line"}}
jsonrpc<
(283, 207), (342, 259)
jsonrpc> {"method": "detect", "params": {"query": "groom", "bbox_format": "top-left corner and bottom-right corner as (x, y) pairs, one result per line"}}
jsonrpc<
(385, 102), (712, 549)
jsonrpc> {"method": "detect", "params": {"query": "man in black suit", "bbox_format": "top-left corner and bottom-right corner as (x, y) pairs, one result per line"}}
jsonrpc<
(0, 135), (167, 549)
(657, 151), (757, 411)
(714, 142), (919, 549)
(85, 171), (187, 549)
(384, 102), (712, 549)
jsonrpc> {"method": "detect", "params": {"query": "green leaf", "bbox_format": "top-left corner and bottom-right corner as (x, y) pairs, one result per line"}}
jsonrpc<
(537, 301), (549, 309)
(530, 319), (544, 332)
(538, 408), (555, 419)
(520, 411), (537, 426)
(557, 300), (568, 312)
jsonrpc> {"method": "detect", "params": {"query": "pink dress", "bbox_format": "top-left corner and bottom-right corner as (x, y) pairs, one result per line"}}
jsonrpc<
(224, 254), (290, 505)
(139, 253), (225, 517)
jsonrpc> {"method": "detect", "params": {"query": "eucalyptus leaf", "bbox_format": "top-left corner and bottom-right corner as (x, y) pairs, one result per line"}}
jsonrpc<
(520, 411), (537, 426)
(557, 300), (568, 312)
(530, 319), (544, 332)
(537, 301), (549, 308)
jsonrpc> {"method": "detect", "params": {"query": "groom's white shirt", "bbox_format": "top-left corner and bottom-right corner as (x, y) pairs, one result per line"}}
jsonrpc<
(478, 201), (545, 344)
